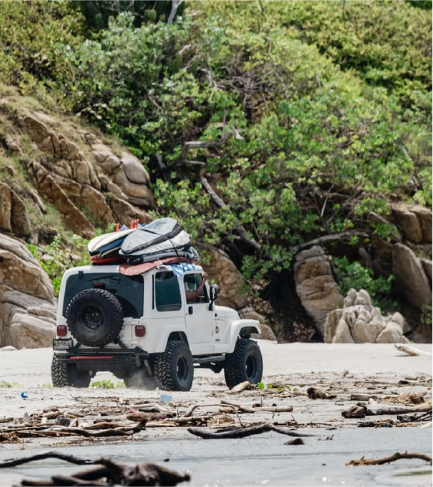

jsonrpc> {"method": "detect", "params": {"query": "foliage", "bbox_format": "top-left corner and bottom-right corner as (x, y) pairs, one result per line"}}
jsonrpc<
(333, 256), (397, 313)
(0, 1), (84, 92)
(77, 1), (186, 29)
(406, 0), (432, 9)
(420, 305), (432, 328)
(0, 1), (430, 288)
(27, 234), (89, 296)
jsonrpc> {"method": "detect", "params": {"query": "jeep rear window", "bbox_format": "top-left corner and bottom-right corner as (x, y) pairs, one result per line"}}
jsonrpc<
(155, 271), (182, 312)
(63, 273), (144, 318)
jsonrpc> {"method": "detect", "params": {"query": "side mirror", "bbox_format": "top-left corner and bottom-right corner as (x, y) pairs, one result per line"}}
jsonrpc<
(210, 284), (220, 302)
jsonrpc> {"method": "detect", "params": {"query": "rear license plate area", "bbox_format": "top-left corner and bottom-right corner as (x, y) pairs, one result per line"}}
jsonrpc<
(53, 338), (73, 350)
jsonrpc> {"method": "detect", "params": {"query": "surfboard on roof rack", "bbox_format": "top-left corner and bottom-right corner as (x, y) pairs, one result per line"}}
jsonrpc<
(88, 228), (137, 257)
(125, 246), (199, 265)
(120, 217), (182, 255)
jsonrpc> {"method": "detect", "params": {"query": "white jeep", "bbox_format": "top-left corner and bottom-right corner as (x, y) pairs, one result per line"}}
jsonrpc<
(52, 263), (263, 391)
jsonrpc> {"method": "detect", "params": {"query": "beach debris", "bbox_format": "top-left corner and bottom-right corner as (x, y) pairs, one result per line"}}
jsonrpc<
(284, 438), (305, 445)
(347, 451), (432, 466)
(228, 381), (251, 394)
(395, 344), (432, 356)
(0, 452), (190, 486)
(187, 423), (315, 439)
(307, 388), (336, 400)
(20, 392), (28, 399)
(342, 405), (366, 418)
(383, 392), (425, 405)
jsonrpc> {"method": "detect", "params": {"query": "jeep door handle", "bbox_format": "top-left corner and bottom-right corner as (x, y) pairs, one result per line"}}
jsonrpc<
(188, 306), (193, 315)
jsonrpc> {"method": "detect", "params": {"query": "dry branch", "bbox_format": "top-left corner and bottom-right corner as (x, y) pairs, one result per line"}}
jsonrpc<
(395, 344), (432, 357)
(2, 453), (190, 486)
(0, 452), (94, 468)
(227, 381), (252, 394)
(188, 423), (315, 439)
(347, 452), (432, 466)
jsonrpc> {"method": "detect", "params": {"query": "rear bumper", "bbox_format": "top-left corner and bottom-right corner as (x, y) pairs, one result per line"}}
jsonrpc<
(54, 346), (149, 372)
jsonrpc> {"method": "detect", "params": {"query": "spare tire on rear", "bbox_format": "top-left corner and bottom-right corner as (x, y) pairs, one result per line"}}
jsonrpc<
(66, 288), (123, 347)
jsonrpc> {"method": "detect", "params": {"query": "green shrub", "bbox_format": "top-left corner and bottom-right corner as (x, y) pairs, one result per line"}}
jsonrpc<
(0, 1), (84, 89)
(333, 256), (397, 313)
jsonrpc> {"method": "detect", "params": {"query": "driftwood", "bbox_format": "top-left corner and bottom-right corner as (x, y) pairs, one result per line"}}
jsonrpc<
(343, 401), (432, 418)
(126, 413), (174, 422)
(347, 452), (432, 466)
(0, 452), (94, 468)
(284, 438), (305, 445)
(397, 411), (432, 423)
(227, 381), (251, 394)
(219, 400), (255, 413)
(366, 401), (432, 416)
(307, 388), (336, 400)
(395, 344), (432, 357)
(0, 419), (147, 442)
(188, 423), (315, 439)
(0, 452), (190, 487)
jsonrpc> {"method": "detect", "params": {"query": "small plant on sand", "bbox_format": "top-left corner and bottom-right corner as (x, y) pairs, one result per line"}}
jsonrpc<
(0, 380), (21, 388)
(91, 380), (125, 389)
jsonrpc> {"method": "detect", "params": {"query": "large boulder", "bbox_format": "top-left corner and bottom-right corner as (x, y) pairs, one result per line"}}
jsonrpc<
(324, 289), (409, 344)
(294, 246), (342, 337)
(391, 204), (432, 244)
(0, 234), (56, 348)
(392, 243), (432, 310)
(200, 245), (248, 309)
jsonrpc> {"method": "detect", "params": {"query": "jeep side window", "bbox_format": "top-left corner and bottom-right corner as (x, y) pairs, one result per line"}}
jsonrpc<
(184, 273), (209, 304)
(155, 271), (182, 312)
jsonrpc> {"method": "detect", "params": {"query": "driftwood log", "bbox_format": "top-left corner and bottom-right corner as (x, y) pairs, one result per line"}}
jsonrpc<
(394, 344), (432, 357)
(188, 423), (315, 439)
(347, 452), (432, 466)
(0, 453), (190, 486)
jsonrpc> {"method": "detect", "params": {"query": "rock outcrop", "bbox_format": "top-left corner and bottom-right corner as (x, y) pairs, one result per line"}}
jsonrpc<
(0, 183), (31, 237)
(325, 289), (409, 344)
(392, 243), (432, 310)
(6, 110), (154, 238)
(0, 234), (56, 348)
(294, 245), (342, 337)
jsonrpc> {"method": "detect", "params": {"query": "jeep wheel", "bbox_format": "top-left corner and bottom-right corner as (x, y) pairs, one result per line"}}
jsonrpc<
(66, 288), (123, 347)
(154, 341), (194, 391)
(224, 338), (263, 389)
(51, 355), (91, 388)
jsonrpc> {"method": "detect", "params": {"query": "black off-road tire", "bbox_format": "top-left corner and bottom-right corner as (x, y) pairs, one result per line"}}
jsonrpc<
(154, 341), (194, 391)
(51, 355), (91, 388)
(224, 338), (263, 389)
(66, 288), (123, 347)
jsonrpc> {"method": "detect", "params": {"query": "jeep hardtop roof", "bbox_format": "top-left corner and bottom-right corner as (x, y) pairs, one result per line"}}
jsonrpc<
(61, 263), (205, 281)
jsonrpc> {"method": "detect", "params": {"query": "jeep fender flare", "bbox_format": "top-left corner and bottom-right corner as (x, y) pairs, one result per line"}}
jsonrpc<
(154, 324), (189, 353)
(228, 319), (261, 353)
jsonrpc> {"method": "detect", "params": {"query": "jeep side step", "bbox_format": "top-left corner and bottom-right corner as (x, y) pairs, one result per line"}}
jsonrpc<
(194, 355), (225, 365)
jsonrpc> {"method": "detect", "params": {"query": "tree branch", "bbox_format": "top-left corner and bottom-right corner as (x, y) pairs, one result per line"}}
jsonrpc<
(292, 231), (368, 254)
(168, 0), (184, 24)
(200, 176), (262, 252)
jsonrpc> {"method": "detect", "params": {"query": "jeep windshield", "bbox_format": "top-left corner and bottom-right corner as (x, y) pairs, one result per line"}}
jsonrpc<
(63, 273), (144, 318)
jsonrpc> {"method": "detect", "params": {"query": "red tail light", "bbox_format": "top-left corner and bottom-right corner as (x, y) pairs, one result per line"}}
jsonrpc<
(135, 325), (146, 337)
(57, 325), (67, 337)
